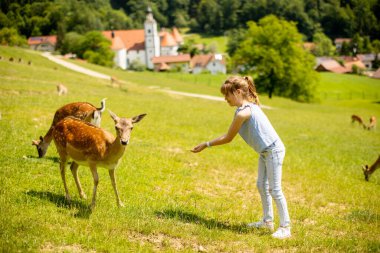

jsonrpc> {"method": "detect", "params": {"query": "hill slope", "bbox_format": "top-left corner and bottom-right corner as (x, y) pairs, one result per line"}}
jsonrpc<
(0, 46), (379, 252)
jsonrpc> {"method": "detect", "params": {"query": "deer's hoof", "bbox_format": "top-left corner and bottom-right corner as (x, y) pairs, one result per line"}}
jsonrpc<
(118, 201), (125, 208)
(80, 193), (87, 199)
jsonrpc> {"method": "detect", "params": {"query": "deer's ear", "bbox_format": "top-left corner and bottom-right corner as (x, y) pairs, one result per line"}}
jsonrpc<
(132, 114), (147, 123)
(109, 110), (119, 122)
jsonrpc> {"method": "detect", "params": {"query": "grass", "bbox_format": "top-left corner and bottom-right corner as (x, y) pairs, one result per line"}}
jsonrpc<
(0, 45), (379, 252)
(182, 33), (228, 54)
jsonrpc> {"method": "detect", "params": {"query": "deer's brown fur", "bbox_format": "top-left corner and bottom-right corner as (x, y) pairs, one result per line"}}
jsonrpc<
(52, 111), (146, 208)
(32, 99), (106, 158)
(367, 116), (377, 130)
(57, 83), (68, 96)
(363, 155), (380, 181)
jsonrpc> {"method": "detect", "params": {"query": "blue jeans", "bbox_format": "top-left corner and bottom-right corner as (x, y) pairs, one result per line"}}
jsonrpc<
(257, 143), (290, 227)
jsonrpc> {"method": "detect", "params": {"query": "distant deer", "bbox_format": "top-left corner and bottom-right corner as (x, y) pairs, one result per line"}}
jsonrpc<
(32, 99), (106, 158)
(367, 116), (377, 130)
(351, 114), (366, 129)
(57, 83), (68, 96)
(28, 60), (32, 65)
(52, 111), (146, 208)
(9, 57), (14, 62)
(110, 76), (125, 88)
(362, 155), (380, 181)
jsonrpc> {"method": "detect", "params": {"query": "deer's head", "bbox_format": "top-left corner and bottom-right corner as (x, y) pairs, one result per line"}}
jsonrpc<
(109, 110), (146, 146)
(32, 136), (49, 158)
(362, 165), (369, 181)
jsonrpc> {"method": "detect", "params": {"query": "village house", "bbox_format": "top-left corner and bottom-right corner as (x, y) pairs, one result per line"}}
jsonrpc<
(334, 38), (352, 52)
(356, 54), (380, 69)
(152, 54), (191, 72)
(102, 7), (184, 70)
(27, 35), (57, 52)
(27, 8), (227, 73)
(190, 54), (227, 74)
(315, 58), (350, 73)
(372, 68), (380, 79)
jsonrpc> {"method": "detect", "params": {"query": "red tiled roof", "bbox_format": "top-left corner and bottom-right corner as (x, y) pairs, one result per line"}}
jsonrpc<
(190, 54), (225, 68)
(191, 54), (213, 68)
(28, 35), (57, 45)
(157, 62), (170, 71)
(303, 42), (315, 51)
(372, 68), (380, 79)
(171, 27), (183, 44)
(344, 60), (366, 71)
(315, 59), (350, 73)
(103, 30), (145, 51)
(111, 36), (125, 50)
(334, 38), (351, 44)
(152, 54), (191, 64)
(160, 32), (177, 47)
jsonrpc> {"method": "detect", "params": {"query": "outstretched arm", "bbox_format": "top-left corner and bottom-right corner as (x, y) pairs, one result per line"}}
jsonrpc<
(191, 109), (250, 153)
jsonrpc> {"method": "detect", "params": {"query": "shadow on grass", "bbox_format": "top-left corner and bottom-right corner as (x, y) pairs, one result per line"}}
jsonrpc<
(346, 209), (379, 223)
(25, 155), (60, 163)
(155, 209), (267, 235)
(25, 190), (92, 219)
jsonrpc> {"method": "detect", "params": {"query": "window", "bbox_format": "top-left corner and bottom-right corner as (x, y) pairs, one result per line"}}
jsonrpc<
(147, 29), (151, 34)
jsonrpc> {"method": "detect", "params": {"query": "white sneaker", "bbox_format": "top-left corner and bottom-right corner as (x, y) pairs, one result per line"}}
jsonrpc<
(247, 220), (274, 231)
(272, 227), (291, 239)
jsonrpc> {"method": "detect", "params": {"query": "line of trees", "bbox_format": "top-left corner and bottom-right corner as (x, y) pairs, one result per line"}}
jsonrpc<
(1, 0), (379, 41)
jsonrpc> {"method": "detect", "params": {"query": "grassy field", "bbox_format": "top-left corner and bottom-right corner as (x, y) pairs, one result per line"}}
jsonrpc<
(182, 32), (227, 54)
(0, 46), (379, 252)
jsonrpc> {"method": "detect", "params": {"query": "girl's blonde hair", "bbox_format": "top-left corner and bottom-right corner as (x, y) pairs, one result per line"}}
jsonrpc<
(220, 76), (260, 105)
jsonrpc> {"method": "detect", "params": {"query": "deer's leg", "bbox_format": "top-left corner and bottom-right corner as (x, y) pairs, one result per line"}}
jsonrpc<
(59, 158), (71, 203)
(89, 165), (99, 209)
(108, 168), (124, 207)
(70, 162), (86, 199)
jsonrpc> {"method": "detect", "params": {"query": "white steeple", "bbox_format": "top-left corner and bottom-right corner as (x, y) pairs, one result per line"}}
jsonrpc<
(144, 6), (160, 69)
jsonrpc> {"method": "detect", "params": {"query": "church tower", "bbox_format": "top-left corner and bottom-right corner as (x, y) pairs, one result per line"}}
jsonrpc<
(144, 6), (160, 69)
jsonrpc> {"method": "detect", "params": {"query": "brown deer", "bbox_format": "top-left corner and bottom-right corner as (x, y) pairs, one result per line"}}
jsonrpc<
(362, 155), (380, 181)
(110, 76), (125, 88)
(52, 111), (146, 208)
(351, 114), (366, 129)
(32, 99), (106, 158)
(367, 116), (377, 130)
(57, 83), (68, 96)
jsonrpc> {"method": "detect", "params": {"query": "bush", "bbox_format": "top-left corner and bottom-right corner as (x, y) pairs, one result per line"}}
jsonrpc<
(129, 59), (145, 71)
(0, 28), (27, 47)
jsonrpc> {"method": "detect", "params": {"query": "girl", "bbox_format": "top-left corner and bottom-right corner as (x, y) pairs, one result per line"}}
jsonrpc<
(191, 76), (291, 239)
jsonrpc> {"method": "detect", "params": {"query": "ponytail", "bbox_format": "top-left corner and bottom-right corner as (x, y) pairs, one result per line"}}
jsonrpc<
(245, 76), (260, 106)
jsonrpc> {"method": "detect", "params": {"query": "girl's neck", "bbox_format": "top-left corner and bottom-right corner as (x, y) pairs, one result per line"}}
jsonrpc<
(237, 99), (251, 108)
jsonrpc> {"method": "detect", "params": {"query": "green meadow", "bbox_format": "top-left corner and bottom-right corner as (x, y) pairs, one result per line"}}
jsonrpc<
(182, 33), (228, 54)
(0, 46), (379, 252)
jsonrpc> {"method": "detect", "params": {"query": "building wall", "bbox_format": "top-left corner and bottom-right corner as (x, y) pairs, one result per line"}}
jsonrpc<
(206, 60), (226, 74)
(30, 43), (55, 52)
(114, 49), (127, 69)
(126, 50), (146, 68)
(161, 46), (178, 56)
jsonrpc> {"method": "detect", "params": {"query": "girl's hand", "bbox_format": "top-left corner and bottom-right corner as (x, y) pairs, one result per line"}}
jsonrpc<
(191, 143), (207, 153)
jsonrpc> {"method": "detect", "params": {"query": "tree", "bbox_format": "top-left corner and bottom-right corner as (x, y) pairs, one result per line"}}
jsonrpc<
(79, 31), (114, 67)
(0, 27), (27, 46)
(232, 15), (318, 102)
(312, 31), (335, 56)
(372, 39), (380, 69)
